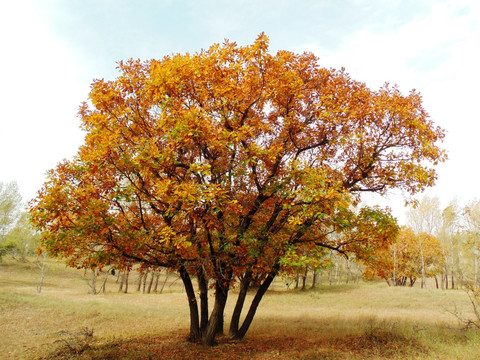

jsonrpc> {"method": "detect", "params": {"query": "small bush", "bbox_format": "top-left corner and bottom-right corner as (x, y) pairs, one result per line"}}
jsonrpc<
(0, 243), (16, 263)
(52, 327), (95, 356)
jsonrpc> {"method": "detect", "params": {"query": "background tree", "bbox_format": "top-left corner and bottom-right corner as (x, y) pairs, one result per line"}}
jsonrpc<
(0, 181), (23, 262)
(407, 196), (442, 288)
(29, 34), (446, 346)
(280, 243), (329, 289)
(0, 181), (22, 239)
(364, 227), (443, 287)
(437, 201), (461, 288)
(5, 212), (41, 261)
(465, 200), (480, 287)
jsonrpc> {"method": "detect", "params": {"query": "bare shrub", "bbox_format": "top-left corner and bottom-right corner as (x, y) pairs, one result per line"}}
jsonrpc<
(450, 284), (480, 330)
(53, 327), (95, 355)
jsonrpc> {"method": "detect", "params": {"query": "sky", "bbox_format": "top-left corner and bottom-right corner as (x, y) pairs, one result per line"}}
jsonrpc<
(0, 0), (479, 224)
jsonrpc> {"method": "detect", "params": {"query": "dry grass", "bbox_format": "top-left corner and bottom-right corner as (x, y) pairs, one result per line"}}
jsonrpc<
(1, 258), (479, 359)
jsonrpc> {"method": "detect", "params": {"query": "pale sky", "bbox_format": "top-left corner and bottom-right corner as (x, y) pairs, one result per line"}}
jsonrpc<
(0, 0), (479, 224)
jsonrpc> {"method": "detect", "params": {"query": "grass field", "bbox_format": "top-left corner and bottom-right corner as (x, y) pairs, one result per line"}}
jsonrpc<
(1, 257), (479, 359)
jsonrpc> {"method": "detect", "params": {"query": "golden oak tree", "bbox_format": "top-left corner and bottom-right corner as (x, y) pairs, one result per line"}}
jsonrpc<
(30, 34), (446, 345)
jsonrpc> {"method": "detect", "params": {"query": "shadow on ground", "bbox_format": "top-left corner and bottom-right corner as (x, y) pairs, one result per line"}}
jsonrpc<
(41, 328), (427, 360)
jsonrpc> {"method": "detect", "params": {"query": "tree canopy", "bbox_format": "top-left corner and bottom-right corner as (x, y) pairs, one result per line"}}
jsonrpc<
(29, 34), (446, 345)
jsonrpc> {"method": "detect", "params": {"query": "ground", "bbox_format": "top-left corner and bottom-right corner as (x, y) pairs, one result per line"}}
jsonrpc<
(0, 258), (479, 359)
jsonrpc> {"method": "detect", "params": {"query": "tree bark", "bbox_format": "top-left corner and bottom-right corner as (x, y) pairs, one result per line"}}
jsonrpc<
(90, 269), (98, 294)
(393, 244), (397, 286)
(179, 266), (201, 341)
(159, 271), (169, 294)
(235, 271), (276, 340)
(302, 268), (308, 290)
(100, 269), (109, 293)
(142, 271), (148, 293)
(119, 272), (125, 292)
(197, 267), (209, 335)
(137, 273), (143, 292)
(147, 271), (155, 294)
(124, 271), (129, 293)
(205, 281), (229, 346)
(153, 271), (160, 292)
(419, 239), (426, 289)
(229, 270), (252, 337)
(36, 253), (47, 294)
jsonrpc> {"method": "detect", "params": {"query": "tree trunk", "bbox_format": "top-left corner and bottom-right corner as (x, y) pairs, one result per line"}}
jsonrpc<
(475, 251), (479, 287)
(346, 258), (351, 284)
(142, 271), (148, 294)
(311, 270), (317, 289)
(124, 271), (129, 293)
(147, 271), (155, 294)
(205, 281), (229, 346)
(197, 267), (209, 335)
(36, 253), (47, 294)
(153, 271), (161, 292)
(137, 273), (143, 292)
(234, 272), (276, 340)
(230, 270), (252, 337)
(100, 269), (109, 293)
(301, 268), (308, 290)
(393, 244), (397, 286)
(179, 266), (201, 341)
(90, 269), (98, 294)
(419, 238), (426, 289)
(119, 272), (125, 292)
(159, 271), (169, 294)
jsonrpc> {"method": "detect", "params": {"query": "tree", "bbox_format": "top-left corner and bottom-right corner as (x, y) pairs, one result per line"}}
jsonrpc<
(465, 200), (480, 286)
(437, 201), (461, 289)
(364, 227), (443, 287)
(5, 212), (41, 261)
(29, 34), (446, 345)
(0, 181), (22, 240)
(407, 196), (442, 288)
(0, 181), (23, 262)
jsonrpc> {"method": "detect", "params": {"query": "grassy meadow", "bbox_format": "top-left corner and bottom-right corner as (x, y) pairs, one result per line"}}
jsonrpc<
(1, 257), (479, 359)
